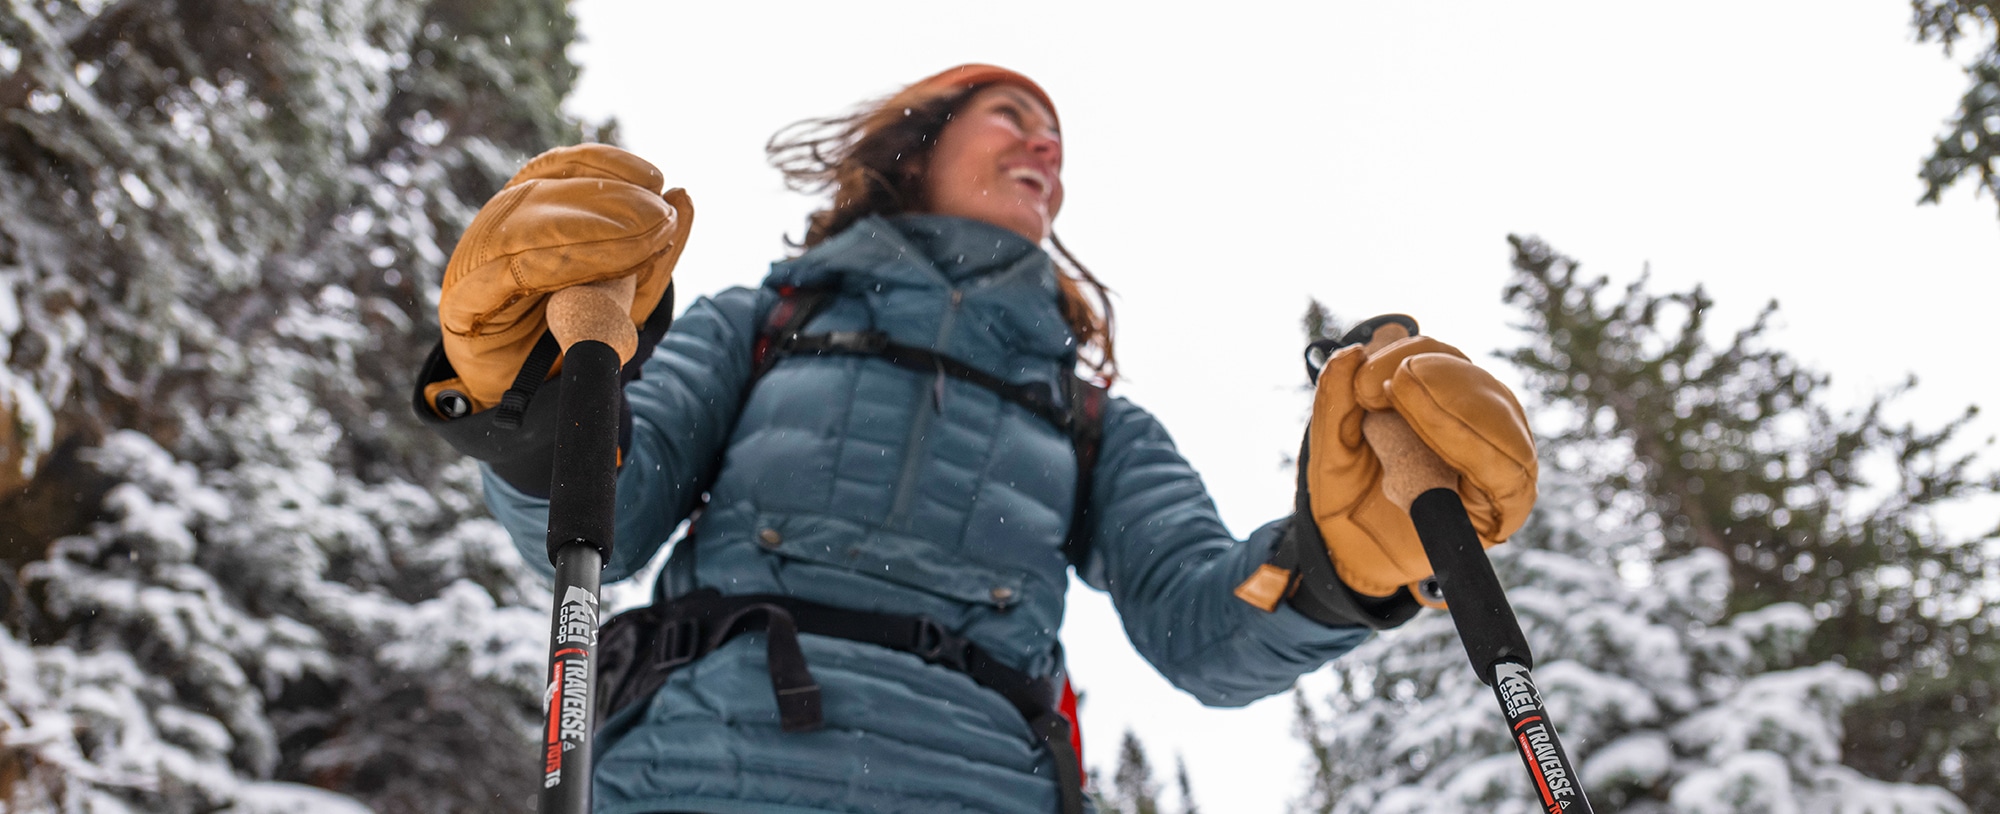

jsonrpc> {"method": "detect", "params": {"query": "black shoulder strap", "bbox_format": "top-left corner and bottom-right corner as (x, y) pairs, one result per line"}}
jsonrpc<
(1059, 375), (1107, 569)
(753, 285), (837, 378)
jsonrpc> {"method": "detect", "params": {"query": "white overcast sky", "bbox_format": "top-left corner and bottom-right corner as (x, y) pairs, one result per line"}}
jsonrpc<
(565, 3), (2000, 810)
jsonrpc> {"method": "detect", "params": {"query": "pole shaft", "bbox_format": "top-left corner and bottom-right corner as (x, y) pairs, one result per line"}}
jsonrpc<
(540, 545), (602, 813)
(1491, 660), (1592, 814)
(538, 339), (622, 814)
(1409, 488), (1593, 814)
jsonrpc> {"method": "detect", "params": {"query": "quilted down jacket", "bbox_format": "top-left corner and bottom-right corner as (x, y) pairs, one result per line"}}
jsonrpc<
(478, 214), (1372, 814)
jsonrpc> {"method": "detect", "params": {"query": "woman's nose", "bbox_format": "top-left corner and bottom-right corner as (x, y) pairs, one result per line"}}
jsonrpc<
(1026, 133), (1062, 167)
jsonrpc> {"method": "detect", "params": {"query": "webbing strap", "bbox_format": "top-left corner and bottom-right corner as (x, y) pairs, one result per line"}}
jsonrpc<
(494, 331), (562, 429)
(712, 603), (822, 732)
(1034, 712), (1086, 814)
(1060, 376), (1107, 568)
(780, 330), (1073, 432)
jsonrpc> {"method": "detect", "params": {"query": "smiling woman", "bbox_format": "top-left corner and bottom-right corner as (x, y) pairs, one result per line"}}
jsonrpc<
(415, 62), (1540, 814)
(766, 65), (1113, 382)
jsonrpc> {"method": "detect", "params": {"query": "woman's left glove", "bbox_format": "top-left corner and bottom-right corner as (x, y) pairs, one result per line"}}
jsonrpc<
(1305, 336), (1538, 599)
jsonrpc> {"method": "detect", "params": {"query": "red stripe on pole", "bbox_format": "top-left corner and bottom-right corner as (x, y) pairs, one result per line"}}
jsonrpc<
(1517, 731), (1558, 810)
(548, 664), (564, 746)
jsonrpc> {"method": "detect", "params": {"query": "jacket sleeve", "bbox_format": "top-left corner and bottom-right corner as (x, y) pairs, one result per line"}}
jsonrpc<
(1077, 398), (1373, 707)
(480, 286), (770, 582)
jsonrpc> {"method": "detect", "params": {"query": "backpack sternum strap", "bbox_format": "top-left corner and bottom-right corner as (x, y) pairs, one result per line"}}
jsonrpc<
(784, 329), (1071, 431)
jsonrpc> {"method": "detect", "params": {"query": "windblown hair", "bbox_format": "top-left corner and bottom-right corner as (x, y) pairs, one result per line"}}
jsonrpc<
(766, 83), (1119, 384)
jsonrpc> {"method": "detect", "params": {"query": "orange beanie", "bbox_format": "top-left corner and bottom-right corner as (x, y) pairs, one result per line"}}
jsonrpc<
(891, 64), (1059, 131)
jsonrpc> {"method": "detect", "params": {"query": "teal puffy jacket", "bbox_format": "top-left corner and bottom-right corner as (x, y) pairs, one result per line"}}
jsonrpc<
(482, 214), (1371, 814)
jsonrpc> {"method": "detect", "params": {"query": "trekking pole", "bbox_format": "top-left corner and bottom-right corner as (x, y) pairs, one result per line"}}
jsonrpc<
(538, 276), (638, 814)
(1358, 325), (1595, 814)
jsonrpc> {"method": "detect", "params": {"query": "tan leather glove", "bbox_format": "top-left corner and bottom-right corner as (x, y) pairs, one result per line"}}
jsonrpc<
(1305, 334), (1538, 598)
(424, 144), (692, 416)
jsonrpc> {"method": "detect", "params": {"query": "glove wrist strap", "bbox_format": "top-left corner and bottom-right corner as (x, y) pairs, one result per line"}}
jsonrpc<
(1234, 435), (1421, 630)
(1279, 512), (1420, 630)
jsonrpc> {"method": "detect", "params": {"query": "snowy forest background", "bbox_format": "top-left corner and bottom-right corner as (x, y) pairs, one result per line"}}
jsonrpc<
(1, 1), (1996, 813)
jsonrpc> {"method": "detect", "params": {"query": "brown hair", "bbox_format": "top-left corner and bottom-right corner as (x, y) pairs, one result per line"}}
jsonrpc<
(765, 81), (1119, 384)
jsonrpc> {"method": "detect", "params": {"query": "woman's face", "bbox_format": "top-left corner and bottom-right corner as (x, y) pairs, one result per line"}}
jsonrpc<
(920, 84), (1063, 243)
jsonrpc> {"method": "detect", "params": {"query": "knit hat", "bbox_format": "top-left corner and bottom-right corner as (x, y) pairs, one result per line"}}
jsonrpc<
(892, 64), (1059, 131)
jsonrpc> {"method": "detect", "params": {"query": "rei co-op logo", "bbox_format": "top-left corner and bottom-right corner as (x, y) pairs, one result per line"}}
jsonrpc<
(1494, 663), (1580, 811)
(1495, 661), (1541, 718)
(557, 586), (599, 648)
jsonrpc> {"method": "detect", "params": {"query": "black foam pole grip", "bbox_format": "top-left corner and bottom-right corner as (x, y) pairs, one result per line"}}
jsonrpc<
(546, 340), (622, 566)
(1410, 488), (1533, 685)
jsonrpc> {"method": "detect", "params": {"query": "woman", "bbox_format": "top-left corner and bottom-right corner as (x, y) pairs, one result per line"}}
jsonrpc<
(416, 64), (1537, 814)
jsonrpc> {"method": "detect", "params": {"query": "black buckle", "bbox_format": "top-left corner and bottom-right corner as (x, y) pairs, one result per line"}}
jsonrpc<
(652, 616), (703, 672)
(1016, 381), (1059, 415)
(911, 617), (969, 672)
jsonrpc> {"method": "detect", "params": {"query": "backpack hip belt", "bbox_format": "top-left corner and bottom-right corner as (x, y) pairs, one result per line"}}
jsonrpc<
(596, 588), (1086, 814)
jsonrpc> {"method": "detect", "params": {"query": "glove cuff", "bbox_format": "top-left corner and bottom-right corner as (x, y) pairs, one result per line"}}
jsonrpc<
(1234, 435), (1420, 630)
(413, 285), (673, 496)
(1277, 511), (1421, 631)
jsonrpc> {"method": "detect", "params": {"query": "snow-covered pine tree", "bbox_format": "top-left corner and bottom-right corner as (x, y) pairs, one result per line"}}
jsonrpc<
(1, 1), (593, 810)
(1293, 472), (1969, 813)
(1501, 237), (1997, 806)
(1291, 237), (1990, 812)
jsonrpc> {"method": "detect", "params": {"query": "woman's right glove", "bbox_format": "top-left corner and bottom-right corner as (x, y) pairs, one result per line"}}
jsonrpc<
(1234, 328), (1536, 627)
(422, 143), (692, 418)
(1305, 336), (1538, 599)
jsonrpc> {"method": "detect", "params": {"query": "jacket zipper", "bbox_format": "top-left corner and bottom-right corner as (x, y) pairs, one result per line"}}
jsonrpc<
(886, 288), (962, 529)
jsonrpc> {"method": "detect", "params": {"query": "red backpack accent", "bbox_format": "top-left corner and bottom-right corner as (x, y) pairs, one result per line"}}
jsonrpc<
(1059, 675), (1085, 787)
